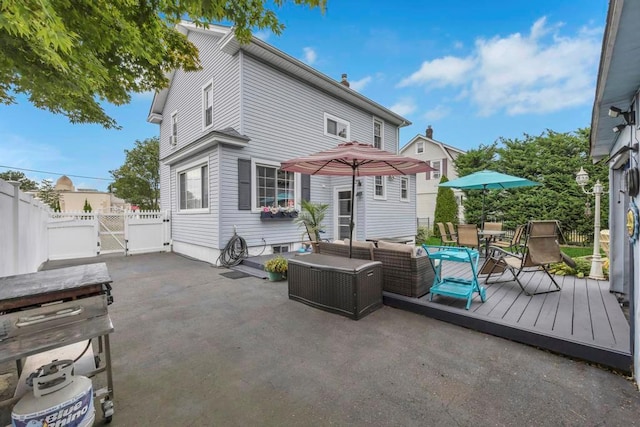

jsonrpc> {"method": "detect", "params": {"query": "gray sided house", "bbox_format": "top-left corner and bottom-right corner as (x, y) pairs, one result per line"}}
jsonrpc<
(147, 22), (413, 263)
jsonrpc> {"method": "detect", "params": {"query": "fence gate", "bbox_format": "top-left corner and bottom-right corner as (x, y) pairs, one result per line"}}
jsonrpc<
(48, 210), (171, 260)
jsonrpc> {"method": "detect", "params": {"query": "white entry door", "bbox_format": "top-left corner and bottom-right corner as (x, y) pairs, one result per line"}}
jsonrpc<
(334, 186), (355, 240)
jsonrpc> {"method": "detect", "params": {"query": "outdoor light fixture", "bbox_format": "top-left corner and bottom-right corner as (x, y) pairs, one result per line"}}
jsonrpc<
(608, 106), (623, 117)
(613, 124), (627, 133)
(575, 167), (606, 280)
(608, 105), (635, 128)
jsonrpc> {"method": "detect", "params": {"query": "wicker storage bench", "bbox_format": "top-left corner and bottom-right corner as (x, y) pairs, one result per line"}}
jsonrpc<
(288, 253), (383, 320)
(372, 247), (434, 297)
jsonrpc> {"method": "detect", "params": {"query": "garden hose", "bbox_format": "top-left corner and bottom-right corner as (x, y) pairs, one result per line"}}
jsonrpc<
(217, 232), (249, 267)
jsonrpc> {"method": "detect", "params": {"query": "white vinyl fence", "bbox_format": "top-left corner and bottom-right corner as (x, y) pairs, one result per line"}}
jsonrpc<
(48, 210), (171, 260)
(0, 179), (51, 277)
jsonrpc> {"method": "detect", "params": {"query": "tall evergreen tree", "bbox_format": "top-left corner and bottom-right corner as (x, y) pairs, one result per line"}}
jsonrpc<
(37, 179), (59, 209)
(83, 198), (92, 212)
(433, 175), (458, 235)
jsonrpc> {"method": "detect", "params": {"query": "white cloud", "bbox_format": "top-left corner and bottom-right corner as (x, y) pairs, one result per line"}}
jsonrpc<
(389, 98), (417, 116)
(453, 41), (464, 49)
(397, 17), (602, 116)
(349, 76), (372, 91)
(303, 47), (317, 65)
(424, 105), (452, 121)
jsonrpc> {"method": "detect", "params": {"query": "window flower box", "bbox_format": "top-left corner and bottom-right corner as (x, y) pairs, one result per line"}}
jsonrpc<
(260, 211), (299, 220)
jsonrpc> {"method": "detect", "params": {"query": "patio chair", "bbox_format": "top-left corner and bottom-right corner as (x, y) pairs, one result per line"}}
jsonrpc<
(436, 222), (456, 246)
(456, 224), (480, 250)
(491, 224), (526, 254)
(446, 222), (458, 241)
(483, 222), (503, 231)
(480, 220), (576, 296)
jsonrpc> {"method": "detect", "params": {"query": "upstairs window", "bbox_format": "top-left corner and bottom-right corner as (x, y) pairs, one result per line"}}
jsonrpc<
(203, 81), (213, 129)
(431, 160), (441, 180)
(170, 111), (178, 146)
(400, 177), (409, 201)
(178, 162), (209, 211)
(374, 176), (386, 199)
(373, 118), (383, 149)
(416, 141), (424, 154)
(324, 113), (350, 141)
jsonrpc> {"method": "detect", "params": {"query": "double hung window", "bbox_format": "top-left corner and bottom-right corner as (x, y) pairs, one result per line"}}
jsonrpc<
(203, 82), (213, 129)
(179, 163), (209, 211)
(255, 163), (295, 209)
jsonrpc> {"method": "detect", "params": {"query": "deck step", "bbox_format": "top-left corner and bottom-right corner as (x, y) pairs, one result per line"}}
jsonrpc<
(231, 263), (268, 279)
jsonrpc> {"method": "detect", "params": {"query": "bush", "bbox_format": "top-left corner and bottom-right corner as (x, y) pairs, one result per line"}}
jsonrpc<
(549, 256), (609, 279)
(416, 226), (430, 245)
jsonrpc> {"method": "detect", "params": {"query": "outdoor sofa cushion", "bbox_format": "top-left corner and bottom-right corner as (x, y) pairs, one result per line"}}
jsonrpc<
(372, 243), (434, 298)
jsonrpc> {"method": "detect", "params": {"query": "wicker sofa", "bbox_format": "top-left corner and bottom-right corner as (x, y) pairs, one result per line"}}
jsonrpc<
(372, 241), (434, 298)
(316, 240), (374, 260)
(316, 240), (434, 298)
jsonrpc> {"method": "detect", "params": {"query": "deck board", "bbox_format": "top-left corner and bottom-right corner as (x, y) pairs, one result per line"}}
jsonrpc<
(383, 258), (631, 373)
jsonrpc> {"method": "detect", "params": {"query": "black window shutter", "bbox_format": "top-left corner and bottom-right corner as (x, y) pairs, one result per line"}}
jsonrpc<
(442, 158), (448, 177)
(301, 174), (311, 202)
(238, 158), (251, 210)
(425, 161), (431, 180)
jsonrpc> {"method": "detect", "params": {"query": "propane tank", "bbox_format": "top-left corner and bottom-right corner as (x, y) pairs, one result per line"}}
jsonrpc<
(11, 359), (95, 427)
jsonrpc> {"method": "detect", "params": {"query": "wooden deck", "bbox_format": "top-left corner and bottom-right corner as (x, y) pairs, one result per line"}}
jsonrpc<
(384, 258), (632, 373)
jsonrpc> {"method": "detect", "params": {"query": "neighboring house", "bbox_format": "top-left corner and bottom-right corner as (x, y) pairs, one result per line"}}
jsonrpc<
(400, 126), (465, 226)
(147, 22), (413, 262)
(31, 175), (129, 212)
(590, 0), (639, 385)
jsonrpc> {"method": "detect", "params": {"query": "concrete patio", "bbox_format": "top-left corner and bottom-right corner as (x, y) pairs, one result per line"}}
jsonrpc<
(1, 252), (639, 425)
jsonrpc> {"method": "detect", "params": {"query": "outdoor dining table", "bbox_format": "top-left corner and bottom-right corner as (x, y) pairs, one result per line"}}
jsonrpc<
(478, 230), (506, 256)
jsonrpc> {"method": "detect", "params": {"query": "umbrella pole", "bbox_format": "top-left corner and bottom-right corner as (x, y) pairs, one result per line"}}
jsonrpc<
(481, 187), (486, 229)
(349, 172), (356, 258)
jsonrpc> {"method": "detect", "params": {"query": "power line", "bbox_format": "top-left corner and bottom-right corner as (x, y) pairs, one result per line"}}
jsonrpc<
(0, 165), (112, 181)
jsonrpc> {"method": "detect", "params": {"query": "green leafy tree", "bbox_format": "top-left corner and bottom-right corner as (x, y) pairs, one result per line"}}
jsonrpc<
(0, 170), (39, 191)
(0, 0), (326, 128)
(432, 175), (458, 235)
(37, 178), (59, 209)
(453, 129), (608, 236)
(110, 137), (160, 210)
(83, 198), (92, 212)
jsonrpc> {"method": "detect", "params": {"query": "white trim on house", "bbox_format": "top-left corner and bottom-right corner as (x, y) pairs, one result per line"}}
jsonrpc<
(202, 79), (214, 131)
(250, 158), (298, 213)
(163, 131), (249, 165)
(373, 117), (384, 149)
(373, 176), (386, 200)
(324, 112), (350, 141)
(175, 156), (210, 214)
(400, 177), (409, 202)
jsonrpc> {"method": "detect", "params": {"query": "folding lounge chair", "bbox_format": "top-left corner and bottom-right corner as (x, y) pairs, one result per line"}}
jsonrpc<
(446, 222), (457, 241)
(483, 222), (503, 231)
(480, 220), (575, 296)
(436, 222), (456, 246)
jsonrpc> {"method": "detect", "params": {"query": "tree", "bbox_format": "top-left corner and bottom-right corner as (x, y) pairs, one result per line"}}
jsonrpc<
(294, 200), (329, 241)
(453, 129), (608, 236)
(37, 178), (59, 209)
(83, 198), (92, 212)
(432, 175), (458, 235)
(110, 137), (160, 210)
(1, 0), (326, 128)
(0, 170), (39, 191)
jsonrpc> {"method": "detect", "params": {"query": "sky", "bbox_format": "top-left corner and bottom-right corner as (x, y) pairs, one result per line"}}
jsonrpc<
(0, 0), (609, 192)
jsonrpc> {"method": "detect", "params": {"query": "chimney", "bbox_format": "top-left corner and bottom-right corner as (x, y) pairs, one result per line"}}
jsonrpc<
(426, 125), (433, 139)
(340, 73), (350, 87)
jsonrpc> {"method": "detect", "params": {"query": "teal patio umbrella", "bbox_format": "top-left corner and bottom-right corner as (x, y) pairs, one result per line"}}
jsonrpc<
(439, 170), (540, 227)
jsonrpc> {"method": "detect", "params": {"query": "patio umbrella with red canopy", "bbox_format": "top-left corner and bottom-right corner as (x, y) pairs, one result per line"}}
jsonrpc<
(281, 141), (435, 257)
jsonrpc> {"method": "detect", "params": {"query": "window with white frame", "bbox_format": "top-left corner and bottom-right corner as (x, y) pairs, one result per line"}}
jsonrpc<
(178, 162), (209, 211)
(416, 141), (424, 154)
(255, 162), (296, 209)
(373, 118), (383, 149)
(170, 111), (178, 146)
(431, 160), (441, 180)
(400, 177), (409, 201)
(374, 176), (385, 198)
(324, 113), (350, 141)
(202, 81), (213, 129)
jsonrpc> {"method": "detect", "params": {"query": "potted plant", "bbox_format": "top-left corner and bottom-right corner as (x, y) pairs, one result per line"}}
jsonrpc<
(294, 200), (329, 243)
(264, 255), (288, 281)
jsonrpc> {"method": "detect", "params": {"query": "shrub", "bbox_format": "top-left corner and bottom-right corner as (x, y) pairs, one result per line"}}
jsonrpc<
(416, 226), (430, 245)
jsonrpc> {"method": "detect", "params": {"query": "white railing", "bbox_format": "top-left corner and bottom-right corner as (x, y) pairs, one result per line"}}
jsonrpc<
(0, 179), (51, 277)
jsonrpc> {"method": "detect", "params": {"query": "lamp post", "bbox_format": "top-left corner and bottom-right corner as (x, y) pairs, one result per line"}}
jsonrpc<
(575, 167), (606, 280)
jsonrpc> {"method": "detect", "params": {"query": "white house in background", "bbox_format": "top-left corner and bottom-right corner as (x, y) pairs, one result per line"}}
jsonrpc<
(147, 22), (414, 263)
(400, 126), (465, 226)
(589, 0), (640, 385)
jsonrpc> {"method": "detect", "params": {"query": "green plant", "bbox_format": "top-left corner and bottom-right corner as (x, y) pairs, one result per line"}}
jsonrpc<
(83, 198), (92, 212)
(294, 200), (329, 241)
(549, 256), (609, 279)
(416, 226), (430, 245)
(433, 175), (458, 235)
(264, 256), (288, 274)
